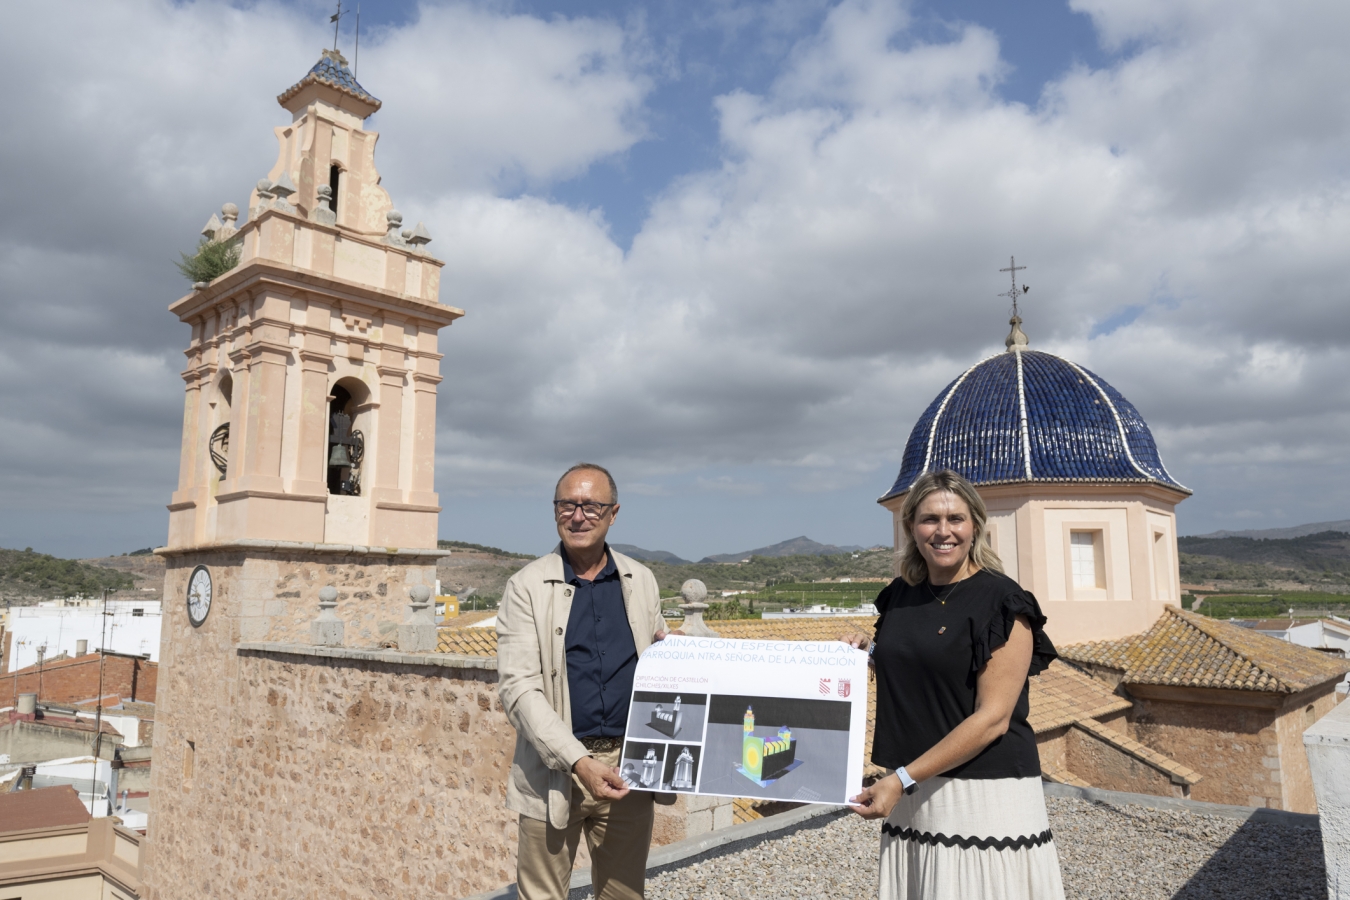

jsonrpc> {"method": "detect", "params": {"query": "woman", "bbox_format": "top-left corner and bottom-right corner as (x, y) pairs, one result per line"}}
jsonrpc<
(845, 469), (1063, 900)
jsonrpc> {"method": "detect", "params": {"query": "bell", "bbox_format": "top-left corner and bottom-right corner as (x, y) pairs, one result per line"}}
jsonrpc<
(328, 442), (352, 467)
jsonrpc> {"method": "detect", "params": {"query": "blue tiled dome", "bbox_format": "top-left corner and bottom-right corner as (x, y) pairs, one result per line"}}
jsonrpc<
(882, 349), (1188, 500)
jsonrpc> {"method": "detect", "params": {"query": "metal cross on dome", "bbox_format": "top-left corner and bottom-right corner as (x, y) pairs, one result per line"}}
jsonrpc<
(999, 256), (1030, 317)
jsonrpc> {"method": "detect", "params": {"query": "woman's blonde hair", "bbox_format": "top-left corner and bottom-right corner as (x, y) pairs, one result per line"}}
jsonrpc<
(898, 469), (1005, 585)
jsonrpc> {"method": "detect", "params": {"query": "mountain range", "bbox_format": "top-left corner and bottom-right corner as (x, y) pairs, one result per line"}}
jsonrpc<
(612, 536), (869, 566)
(1193, 520), (1350, 540)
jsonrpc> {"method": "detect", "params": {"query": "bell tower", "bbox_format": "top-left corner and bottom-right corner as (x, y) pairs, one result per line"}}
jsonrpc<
(166, 48), (460, 549)
(146, 51), (462, 896)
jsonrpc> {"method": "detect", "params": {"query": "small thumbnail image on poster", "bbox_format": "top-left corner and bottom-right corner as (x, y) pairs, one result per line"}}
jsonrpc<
(619, 741), (667, 790)
(661, 744), (702, 793)
(625, 692), (708, 743)
(698, 694), (852, 803)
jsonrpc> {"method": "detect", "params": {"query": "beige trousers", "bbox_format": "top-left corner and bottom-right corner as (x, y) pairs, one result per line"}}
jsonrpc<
(516, 749), (655, 900)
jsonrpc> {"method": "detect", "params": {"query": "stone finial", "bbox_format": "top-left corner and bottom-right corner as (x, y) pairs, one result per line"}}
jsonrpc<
(310, 585), (344, 647)
(201, 213), (222, 241)
(217, 203), (239, 241)
(383, 210), (406, 246)
(269, 172), (297, 213)
(312, 186), (337, 226)
(1005, 314), (1029, 352)
(398, 583), (437, 652)
(678, 578), (717, 637)
(271, 172), (297, 199)
(256, 179), (275, 198)
(406, 222), (433, 253)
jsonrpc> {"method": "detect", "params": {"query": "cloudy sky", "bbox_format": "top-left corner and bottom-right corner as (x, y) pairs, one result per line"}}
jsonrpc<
(2, 0), (1348, 559)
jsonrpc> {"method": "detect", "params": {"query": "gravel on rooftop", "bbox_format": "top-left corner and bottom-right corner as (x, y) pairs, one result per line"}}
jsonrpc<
(568, 795), (1326, 900)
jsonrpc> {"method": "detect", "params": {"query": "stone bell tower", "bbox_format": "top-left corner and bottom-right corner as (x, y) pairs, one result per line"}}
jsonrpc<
(145, 51), (462, 896)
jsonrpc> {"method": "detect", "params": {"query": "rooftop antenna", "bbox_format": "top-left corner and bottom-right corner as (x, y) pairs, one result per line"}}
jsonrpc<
(999, 256), (1031, 351)
(354, 4), (361, 77)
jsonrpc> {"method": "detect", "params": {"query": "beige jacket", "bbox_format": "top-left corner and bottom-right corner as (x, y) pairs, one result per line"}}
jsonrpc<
(497, 544), (664, 828)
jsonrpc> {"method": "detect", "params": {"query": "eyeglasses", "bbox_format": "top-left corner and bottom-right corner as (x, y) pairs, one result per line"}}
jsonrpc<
(554, 500), (615, 520)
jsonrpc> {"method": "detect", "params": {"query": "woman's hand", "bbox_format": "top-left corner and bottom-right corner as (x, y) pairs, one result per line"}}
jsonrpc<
(849, 772), (903, 820)
(839, 631), (871, 652)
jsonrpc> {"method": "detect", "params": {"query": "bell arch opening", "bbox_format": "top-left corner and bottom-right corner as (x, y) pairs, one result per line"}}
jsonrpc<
(326, 377), (369, 495)
(209, 372), (233, 479)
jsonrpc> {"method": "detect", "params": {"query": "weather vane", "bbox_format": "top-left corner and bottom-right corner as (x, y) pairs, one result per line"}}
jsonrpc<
(999, 256), (1030, 318)
(329, 0), (362, 74)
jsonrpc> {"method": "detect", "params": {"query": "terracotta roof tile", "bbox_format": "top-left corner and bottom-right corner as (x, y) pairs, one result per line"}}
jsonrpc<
(1061, 606), (1350, 693)
(1027, 660), (1131, 734)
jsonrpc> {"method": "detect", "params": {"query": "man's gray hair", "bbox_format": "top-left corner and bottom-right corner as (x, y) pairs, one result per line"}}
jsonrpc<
(555, 462), (618, 503)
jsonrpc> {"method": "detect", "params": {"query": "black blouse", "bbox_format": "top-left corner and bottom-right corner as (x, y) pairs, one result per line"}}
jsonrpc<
(870, 569), (1057, 780)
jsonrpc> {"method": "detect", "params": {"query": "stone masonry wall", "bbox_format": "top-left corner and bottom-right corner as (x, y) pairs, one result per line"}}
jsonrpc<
(146, 549), (451, 899)
(146, 648), (517, 899)
(1126, 694), (1282, 808)
(1065, 726), (1183, 798)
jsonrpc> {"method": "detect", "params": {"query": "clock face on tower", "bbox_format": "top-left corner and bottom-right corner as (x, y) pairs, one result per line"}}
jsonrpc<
(187, 565), (213, 627)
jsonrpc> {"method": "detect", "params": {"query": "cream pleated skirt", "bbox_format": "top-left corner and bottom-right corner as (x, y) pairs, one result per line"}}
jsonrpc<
(879, 776), (1065, 900)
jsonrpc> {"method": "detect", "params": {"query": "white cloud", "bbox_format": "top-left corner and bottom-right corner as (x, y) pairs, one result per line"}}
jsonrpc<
(3, 0), (1349, 555)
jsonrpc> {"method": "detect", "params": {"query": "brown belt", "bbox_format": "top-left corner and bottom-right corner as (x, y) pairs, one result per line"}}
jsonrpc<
(580, 736), (623, 752)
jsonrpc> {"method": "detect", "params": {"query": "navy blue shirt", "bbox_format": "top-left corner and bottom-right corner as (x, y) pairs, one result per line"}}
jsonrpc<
(563, 547), (638, 739)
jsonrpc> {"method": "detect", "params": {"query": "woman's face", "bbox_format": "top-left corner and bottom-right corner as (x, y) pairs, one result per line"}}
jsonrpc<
(910, 490), (975, 579)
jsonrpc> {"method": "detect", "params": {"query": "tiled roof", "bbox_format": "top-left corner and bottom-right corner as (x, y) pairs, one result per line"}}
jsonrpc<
(277, 50), (381, 112)
(437, 626), (498, 657)
(884, 349), (1187, 499)
(1061, 607), (1350, 693)
(1026, 660), (1132, 734)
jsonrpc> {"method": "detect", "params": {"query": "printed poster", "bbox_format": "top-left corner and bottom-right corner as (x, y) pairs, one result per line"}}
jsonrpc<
(620, 635), (869, 805)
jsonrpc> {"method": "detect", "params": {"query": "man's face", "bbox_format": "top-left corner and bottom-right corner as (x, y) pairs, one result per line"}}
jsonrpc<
(554, 469), (618, 558)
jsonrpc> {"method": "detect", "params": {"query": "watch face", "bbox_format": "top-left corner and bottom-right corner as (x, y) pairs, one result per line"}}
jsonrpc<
(187, 565), (213, 627)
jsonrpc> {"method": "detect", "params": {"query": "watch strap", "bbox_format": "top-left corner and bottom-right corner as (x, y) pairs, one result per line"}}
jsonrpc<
(897, 766), (918, 795)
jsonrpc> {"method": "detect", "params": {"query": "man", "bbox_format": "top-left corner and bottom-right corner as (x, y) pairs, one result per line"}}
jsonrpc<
(498, 463), (670, 900)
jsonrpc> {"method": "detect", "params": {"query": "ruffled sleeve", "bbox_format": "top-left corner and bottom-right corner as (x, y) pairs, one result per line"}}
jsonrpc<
(971, 588), (1058, 676)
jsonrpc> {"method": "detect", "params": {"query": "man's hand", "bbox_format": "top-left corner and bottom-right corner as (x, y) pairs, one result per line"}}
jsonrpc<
(848, 772), (903, 820)
(839, 631), (871, 651)
(573, 756), (630, 801)
(653, 628), (685, 641)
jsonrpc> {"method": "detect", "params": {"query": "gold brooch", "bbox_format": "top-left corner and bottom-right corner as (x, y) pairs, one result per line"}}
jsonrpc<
(938, 626), (947, 634)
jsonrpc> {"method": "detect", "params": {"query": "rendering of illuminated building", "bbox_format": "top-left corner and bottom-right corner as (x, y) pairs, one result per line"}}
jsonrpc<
(740, 705), (798, 784)
(670, 747), (696, 790)
(621, 747), (663, 789)
(649, 695), (683, 737)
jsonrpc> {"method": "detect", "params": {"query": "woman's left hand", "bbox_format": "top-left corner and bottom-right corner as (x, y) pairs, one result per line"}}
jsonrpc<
(848, 772), (904, 820)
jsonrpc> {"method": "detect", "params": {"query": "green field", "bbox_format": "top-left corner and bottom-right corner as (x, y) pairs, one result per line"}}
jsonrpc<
(1195, 591), (1350, 619)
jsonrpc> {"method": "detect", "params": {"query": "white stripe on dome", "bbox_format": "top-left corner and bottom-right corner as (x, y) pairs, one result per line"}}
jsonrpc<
(1014, 348), (1033, 480)
(1058, 356), (1155, 482)
(918, 357), (987, 487)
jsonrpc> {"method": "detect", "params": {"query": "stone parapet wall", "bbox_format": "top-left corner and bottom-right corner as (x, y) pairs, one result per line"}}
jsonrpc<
(159, 548), (438, 649)
(144, 645), (517, 898)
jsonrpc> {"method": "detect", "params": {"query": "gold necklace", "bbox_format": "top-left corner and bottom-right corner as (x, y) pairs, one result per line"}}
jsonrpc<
(926, 568), (973, 606)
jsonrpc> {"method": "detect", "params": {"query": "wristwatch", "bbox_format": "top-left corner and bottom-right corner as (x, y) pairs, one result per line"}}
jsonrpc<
(897, 767), (918, 795)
